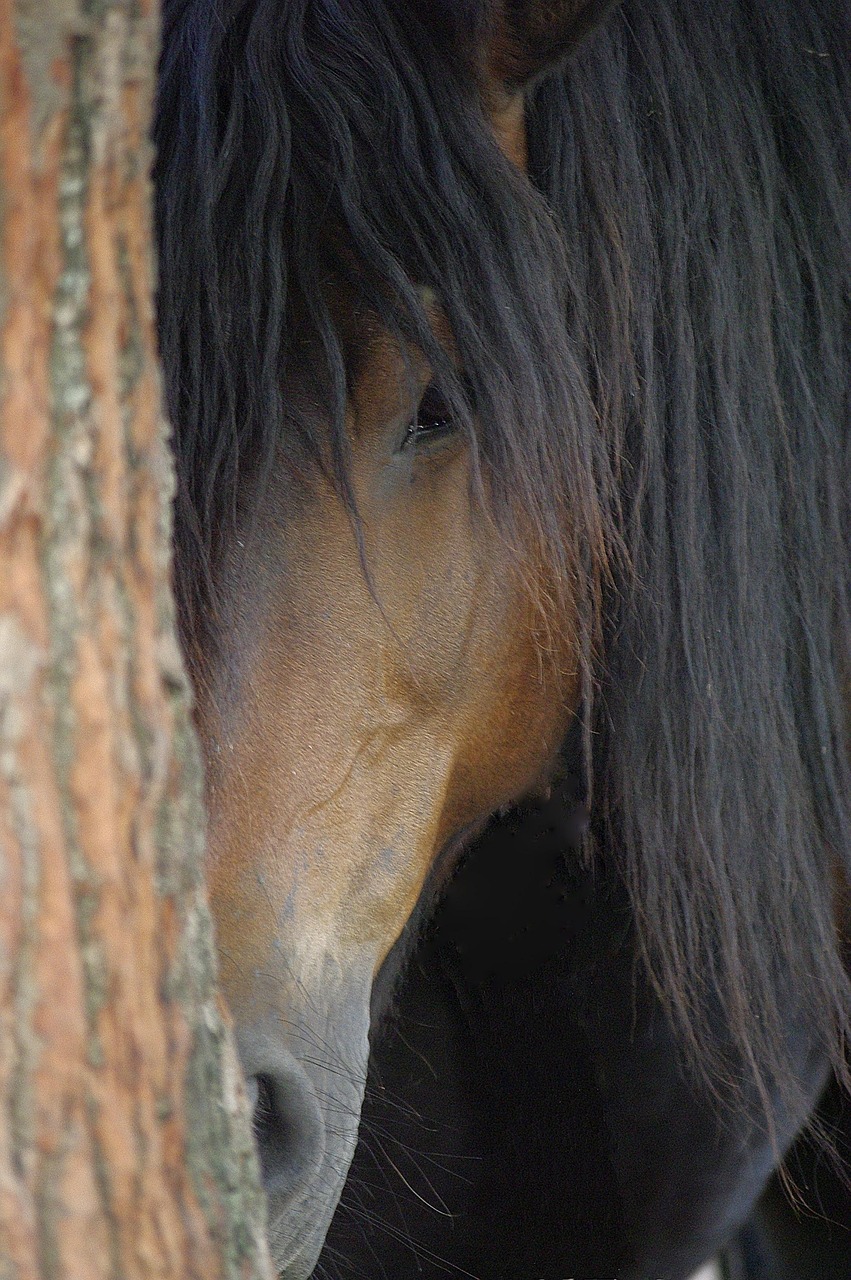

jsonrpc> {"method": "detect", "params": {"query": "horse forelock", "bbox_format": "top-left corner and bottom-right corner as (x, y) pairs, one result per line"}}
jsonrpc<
(155, 0), (851, 1123)
(156, 0), (611, 651)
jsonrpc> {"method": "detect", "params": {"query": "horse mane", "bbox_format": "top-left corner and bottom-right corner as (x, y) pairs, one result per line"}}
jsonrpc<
(154, 0), (851, 1118)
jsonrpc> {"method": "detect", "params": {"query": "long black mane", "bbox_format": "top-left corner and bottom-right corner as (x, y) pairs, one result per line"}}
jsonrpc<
(155, 0), (851, 1115)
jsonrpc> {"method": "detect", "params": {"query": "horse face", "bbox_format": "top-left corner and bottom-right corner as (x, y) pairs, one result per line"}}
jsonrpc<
(197, 323), (579, 1275)
(171, 1), (614, 1272)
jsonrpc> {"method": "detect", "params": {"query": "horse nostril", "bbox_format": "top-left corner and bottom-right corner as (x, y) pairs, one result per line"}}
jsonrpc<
(248, 1064), (325, 1199)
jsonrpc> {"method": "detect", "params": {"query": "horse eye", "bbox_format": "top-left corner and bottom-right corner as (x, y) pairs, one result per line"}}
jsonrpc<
(404, 383), (456, 447)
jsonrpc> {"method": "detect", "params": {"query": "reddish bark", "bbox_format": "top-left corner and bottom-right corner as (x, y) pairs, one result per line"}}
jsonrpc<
(0, 3), (273, 1276)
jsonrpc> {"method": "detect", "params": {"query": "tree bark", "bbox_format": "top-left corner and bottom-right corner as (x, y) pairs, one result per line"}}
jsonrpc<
(0, 3), (273, 1277)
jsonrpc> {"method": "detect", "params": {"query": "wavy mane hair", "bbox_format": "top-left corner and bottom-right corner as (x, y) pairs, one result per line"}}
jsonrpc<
(154, 0), (851, 1118)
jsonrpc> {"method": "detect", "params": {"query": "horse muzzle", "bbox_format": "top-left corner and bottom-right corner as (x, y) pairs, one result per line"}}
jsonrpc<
(235, 961), (373, 1277)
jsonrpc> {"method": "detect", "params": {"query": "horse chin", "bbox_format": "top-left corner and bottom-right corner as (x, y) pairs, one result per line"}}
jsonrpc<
(267, 1182), (352, 1280)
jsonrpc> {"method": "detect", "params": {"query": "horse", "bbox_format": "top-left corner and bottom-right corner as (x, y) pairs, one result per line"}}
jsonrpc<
(153, 0), (851, 1276)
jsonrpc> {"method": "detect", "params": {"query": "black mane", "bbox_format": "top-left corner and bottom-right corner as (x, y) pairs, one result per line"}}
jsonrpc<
(154, 0), (851, 1115)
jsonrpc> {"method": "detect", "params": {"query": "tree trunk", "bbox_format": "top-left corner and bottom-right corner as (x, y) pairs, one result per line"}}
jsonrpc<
(0, 3), (273, 1277)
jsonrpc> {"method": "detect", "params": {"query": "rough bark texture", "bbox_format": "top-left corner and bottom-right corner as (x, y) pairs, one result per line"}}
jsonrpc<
(0, 2), (274, 1277)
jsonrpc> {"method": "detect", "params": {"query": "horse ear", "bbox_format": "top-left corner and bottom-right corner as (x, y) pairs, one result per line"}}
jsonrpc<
(411, 1), (617, 167)
(488, 0), (619, 89)
(416, 0), (617, 86)
(480, 1), (618, 167)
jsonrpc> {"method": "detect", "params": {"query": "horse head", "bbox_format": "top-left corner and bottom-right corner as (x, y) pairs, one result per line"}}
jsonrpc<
(156, 1), (616, 1272)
